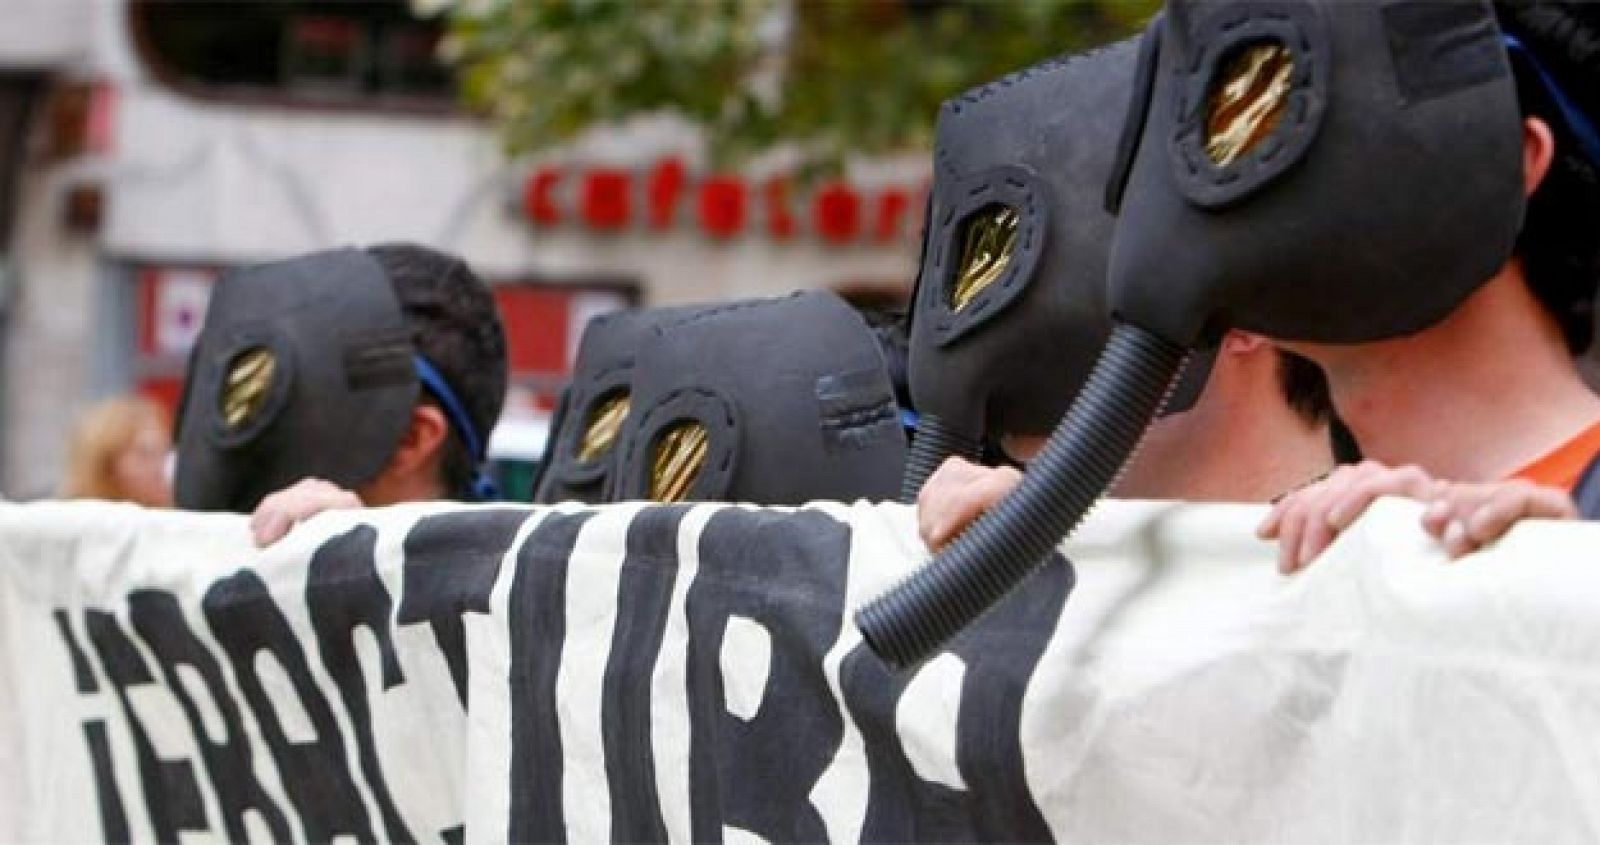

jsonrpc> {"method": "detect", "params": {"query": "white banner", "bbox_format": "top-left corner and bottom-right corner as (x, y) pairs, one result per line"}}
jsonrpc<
(3, 497), (1600, 842)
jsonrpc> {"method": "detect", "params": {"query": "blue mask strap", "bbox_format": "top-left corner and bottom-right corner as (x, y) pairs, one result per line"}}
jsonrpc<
(414, 355), (499, 502)
(1504, 33), (1600, 169)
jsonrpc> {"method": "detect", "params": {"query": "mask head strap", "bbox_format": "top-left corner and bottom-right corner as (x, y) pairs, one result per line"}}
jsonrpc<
(414, 355), (498, 501)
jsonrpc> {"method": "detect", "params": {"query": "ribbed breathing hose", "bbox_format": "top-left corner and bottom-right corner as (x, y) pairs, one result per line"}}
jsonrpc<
(858, 322), (1187, 669)
(899, 415), (984, 504)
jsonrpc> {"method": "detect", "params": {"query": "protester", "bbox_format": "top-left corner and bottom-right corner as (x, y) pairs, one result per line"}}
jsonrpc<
(907, 39), (1343, 551)
(63, 394), (173, 507)
(606, 290), (906, 505)
(531, 306), (675, 505)
(535, 293), (908, 507)
(1260, 0), (1600, 571)
(172, 243), (507, 545)
(918, 334), (1338, 550)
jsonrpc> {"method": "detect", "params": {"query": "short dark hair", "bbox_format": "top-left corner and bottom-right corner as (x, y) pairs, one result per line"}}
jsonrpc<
(1495, 0), (1600, 353)
(1276, 350), (1332, 427)
(366, 243), (508, 499)
(1277, 350), (1361, 463)
(854, 306), (913, 412)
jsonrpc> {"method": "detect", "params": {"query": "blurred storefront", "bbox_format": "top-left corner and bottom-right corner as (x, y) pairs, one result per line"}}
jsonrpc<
(0, 0), (924, 498)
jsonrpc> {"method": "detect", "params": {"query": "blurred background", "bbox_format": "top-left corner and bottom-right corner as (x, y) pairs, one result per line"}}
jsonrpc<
(0, 0), (1153, 500)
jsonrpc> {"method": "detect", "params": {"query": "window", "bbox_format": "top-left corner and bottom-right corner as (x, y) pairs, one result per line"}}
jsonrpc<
(131, 0), (456, 109)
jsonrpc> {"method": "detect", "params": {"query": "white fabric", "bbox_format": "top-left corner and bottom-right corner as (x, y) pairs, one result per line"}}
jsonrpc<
(1, 497), (1598, 841)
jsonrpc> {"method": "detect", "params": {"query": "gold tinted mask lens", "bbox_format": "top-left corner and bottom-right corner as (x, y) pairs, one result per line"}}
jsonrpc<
(1205, 43), (1293, 166)
(222, 347), (277, 430)
(578, 393), (630, 462)
(649, 422), (709, 503)
(950, 204), (1020, 312)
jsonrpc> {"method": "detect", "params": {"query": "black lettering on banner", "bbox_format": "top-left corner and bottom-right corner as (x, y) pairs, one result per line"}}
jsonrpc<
(56, 612), (129, 841)
(201, 570), (373, 843)
(84, 721), (131, 844)
(305, 526), (414, 844)
(841, 554), (1072, 842)
(54, 609), (98, 693)
(685, 508), (851, 842)
(129, 590), (293, 843)
(507, 511), (595, 843)
(397, 509), (528, 707)
(85, 610), (209, 841)
(601, 505), (692, 842)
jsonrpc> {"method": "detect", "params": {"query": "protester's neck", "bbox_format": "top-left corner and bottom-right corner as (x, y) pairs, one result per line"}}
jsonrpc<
(1115, 351), (1334, 502)
(1160, 412), (1332, 503)
(359, 472), (448, 507)
(1191, 376), (1332, 502)
(1317, 266), (1600, 482)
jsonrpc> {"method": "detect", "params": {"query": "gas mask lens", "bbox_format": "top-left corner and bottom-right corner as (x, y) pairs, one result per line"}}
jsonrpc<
(950, 204), (1020, 312)
(579, 392), (630, 462)
(1205, 41), (1293, 166)
(649, 421), (709, 503)
(222, 347), (277, 431)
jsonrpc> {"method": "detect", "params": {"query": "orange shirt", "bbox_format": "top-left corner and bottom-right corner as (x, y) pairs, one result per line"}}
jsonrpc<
(1510, 418), (1600, 490)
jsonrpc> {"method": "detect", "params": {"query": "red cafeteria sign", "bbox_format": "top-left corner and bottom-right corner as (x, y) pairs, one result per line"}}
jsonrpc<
(523, 158), (925, 245)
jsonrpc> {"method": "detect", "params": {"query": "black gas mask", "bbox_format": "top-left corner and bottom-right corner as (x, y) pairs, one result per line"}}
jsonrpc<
(532, 305), (697, 504)
(175, 248), (495, 512)
(610, 290), (906, 505)
(861, 0), (1527, 668)
(901, 38), (1214, 501)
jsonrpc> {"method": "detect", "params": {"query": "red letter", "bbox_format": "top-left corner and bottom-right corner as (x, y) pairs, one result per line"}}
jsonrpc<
(523, 167), (563, 226)
(581, 169), (633, 231)
(763, 178), (797, 240)
(812, 182), (862, 244)
(873, 188), (911, 243)
(697, 176), (747, 238)
(646, 158), (687, 230)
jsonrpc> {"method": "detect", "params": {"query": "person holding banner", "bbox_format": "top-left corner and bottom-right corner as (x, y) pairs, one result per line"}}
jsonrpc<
(1260, 0), (1600, 571)
(918, 333), (1339, 550)
(170, 243), (509, 546)
(924, 1), (1600, 567)
(906, 36), (1346, 551)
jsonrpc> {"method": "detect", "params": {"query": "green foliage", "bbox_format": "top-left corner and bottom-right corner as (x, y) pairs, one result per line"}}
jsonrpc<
(446, 0), (1160, 168)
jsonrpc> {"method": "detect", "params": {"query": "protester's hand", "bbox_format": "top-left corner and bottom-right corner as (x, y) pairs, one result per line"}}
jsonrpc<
(1419, 479), (1577, 558)
(250, 478), (363, 547)
(917, 457), (1022, 552)
(1258, 460), (1438, 574)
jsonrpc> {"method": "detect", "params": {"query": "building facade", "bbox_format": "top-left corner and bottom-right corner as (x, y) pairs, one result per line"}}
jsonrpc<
(0, 0), (924, 498)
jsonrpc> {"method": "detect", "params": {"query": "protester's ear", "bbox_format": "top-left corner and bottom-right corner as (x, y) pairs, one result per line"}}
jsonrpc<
(388, 404), (450, 478)
(1524, 116), (1555, 197)
(1221, 330), (1267, 356)
(355, 404), (451, 505)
